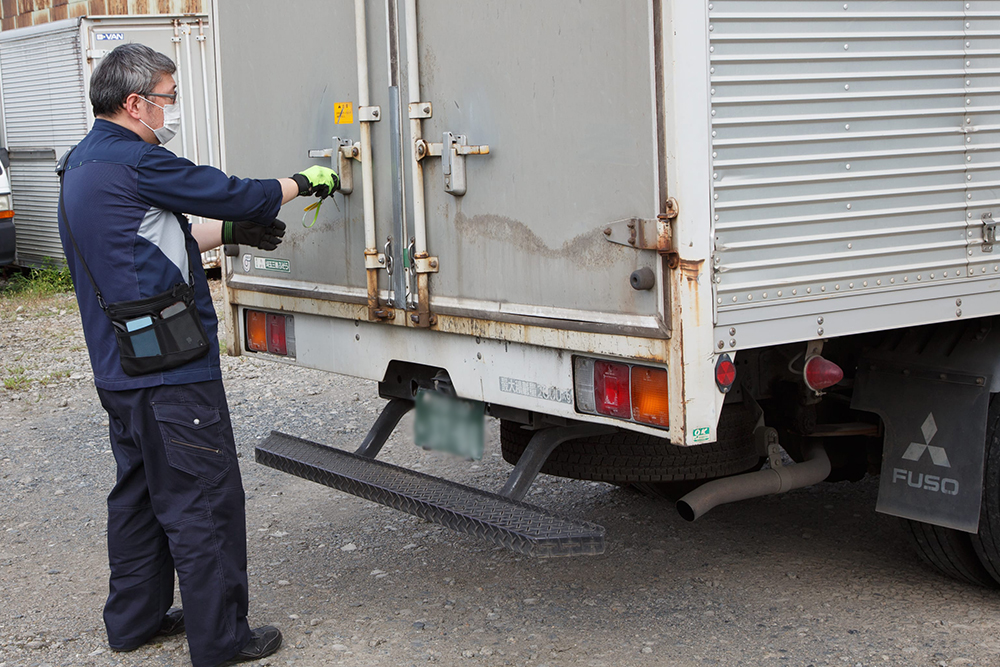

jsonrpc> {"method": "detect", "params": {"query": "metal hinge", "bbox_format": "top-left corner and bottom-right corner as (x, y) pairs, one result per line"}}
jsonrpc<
(602, 218), (660, 250)
(601, 199), (677, 255)
(415, 132), (490, 196)
(983, 212), (996, 253)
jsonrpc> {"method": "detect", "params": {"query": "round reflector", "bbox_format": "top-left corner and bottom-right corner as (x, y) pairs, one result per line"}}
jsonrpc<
(803, 355), (844, 392)
(715, 354), (736, 393)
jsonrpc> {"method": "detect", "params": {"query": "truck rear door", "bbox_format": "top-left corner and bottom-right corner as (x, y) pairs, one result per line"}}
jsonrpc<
(219, 0), (668, 338)
(411, 3), (664, 334)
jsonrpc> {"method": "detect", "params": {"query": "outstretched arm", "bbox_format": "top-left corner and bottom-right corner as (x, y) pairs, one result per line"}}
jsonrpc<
(278, 178), (299, 205)
(191, 220), (223, 252)
(192, 218), (287, 253)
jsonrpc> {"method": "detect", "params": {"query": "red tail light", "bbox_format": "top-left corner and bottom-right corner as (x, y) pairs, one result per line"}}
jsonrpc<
(804, 355), (843, 392)
(594, 360), (632, 418)
(266, 314), (287, 355)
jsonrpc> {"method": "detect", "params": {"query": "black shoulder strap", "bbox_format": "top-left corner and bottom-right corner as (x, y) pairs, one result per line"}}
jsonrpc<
(57, 147), (108, 311)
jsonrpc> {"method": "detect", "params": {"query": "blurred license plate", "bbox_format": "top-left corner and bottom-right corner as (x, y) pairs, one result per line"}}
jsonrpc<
(414, 389), (484, 460)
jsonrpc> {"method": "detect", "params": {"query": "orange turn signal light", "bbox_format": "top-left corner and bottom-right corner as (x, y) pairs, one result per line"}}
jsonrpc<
(246, 310), (267, 352)
(631, 365), (670, 426)
(0, 210), (14, 219)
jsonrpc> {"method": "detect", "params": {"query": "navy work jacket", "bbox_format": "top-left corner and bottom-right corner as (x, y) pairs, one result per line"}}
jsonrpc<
(58, 119), (283, 391)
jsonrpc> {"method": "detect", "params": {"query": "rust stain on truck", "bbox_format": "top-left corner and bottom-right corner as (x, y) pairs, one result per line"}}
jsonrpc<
(675, 258), (705, 329)
(679, 259), (703, 283)
(227, 287), (670, 365)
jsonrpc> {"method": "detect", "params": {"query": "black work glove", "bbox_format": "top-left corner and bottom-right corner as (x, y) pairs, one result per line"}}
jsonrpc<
(221, 218), (287, 251)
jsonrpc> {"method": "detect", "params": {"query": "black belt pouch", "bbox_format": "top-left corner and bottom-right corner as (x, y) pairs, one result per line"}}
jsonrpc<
(105, 281), (210, 377)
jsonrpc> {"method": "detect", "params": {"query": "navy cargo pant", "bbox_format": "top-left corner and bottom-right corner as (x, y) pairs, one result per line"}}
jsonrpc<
(96, 379), (252, 667)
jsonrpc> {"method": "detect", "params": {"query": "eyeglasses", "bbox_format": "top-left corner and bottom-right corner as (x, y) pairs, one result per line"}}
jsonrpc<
(143, 92), (177, 103)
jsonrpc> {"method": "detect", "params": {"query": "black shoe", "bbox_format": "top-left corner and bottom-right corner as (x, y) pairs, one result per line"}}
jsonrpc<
(110, 607), (185, 652)
(154, 608), (185, 637)
(218, 625), (282, 665)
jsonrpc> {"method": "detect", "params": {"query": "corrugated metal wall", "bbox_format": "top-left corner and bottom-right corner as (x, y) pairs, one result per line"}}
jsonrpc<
(0, 22), (87, 267)
(710, 2), (999, 317)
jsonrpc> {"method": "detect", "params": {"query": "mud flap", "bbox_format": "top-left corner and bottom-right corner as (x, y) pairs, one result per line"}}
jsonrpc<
(853, 364), (987, 532)
(852, 320), (1000, 532)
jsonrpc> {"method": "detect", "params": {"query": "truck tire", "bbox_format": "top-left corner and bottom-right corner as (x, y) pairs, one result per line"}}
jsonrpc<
(903, 519), (998, 588)
(499, 402), (760, 483)
(970, 394), (1000, 585)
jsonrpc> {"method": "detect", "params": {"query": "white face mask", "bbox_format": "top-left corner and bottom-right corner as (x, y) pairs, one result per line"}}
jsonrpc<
(138, 95), (181, 145)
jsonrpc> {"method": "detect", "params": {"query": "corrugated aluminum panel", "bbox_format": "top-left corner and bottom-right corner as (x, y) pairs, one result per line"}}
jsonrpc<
(0, 22), (87, 267)
(966, 3), (1000, 276)
(7, 159), (62, 267)
(710, 2), (999, 326)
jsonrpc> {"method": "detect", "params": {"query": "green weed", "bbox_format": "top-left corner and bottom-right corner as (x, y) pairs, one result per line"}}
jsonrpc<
(3, 370), (30, 391)
(40, 370), (70, 385)
(2, 264), (74, 298)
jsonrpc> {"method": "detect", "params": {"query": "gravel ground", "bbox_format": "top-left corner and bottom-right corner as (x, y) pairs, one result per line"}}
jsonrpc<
(3, 281), (1000, 667)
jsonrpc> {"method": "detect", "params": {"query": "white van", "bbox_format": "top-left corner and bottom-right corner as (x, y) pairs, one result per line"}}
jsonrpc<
(0, 148), (14, 266)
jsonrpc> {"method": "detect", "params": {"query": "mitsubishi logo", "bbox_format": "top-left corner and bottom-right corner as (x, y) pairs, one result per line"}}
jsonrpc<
(892, 413), (959, 496)
(901, 413), (951, 468)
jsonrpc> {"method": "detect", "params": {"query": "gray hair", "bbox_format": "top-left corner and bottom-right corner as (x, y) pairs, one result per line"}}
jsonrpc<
(90, 43), (176, 117)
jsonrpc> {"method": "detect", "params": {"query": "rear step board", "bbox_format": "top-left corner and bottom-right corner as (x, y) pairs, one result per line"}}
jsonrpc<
(256, 431), (605, 558)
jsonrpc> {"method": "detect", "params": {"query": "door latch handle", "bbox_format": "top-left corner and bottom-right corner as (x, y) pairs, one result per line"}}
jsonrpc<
(384, 237), (394, 276)
(984, 212), (996, 253)
(308, 137), (360, 195)
(406, 237), (416, 272)
(414, 132), (490, 196)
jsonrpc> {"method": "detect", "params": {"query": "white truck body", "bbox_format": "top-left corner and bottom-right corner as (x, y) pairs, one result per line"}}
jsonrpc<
(218, 0), (1000, 444)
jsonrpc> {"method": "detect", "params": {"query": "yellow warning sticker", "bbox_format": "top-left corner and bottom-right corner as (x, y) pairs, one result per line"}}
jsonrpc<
(334, 102), (354, 124)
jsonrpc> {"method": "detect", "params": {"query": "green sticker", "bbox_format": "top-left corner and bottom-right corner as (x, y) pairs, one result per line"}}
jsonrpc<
(254, 257), (290, 273)
(692, 427), (711, 443)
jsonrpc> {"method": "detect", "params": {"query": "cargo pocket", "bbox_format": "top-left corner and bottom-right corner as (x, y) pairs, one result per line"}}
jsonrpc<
(152, 401), (231, 484)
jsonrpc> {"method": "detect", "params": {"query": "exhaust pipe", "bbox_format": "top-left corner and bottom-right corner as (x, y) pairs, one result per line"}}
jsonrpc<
(677, 442), (831, 522)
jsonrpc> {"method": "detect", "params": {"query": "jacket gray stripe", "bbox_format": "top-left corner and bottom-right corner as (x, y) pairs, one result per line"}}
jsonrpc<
(137, 206), (189, 283)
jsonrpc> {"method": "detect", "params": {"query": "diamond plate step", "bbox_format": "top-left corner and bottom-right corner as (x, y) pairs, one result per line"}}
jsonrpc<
(256, 431), (605, 558)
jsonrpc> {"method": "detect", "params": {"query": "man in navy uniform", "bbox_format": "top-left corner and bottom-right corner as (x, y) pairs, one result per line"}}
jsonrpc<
(58, 43), (338, 666)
